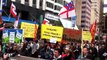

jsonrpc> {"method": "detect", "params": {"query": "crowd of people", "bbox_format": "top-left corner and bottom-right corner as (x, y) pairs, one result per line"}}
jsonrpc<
(0, 39), (107, 60)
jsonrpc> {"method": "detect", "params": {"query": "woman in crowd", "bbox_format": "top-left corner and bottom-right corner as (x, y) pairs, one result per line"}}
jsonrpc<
(62, 45), (74, 60)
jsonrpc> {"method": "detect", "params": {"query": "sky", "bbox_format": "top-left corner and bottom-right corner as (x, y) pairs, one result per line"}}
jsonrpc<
(104, 0), (107, 13)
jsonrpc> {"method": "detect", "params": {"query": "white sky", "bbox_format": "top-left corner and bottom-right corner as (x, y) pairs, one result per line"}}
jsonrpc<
(103, 0), (107, 13)
(104, 0), (107, 4)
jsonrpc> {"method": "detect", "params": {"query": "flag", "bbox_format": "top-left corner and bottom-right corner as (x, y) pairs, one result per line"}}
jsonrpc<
(10, 3), (17, 18)
(58, 1), (76, 18)
(33, 24), (38, 41)
(14, 15), (19, 29)
(64, 0), (71, 3)
(43, 19), (49, 25)
(90, 21), (96, 43)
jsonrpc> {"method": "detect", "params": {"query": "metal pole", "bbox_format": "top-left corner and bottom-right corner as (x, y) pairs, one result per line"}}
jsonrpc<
(0, 0), (2, 15)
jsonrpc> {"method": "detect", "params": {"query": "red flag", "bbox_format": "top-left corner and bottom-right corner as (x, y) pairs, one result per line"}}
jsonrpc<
(43, 19), (49, 25)
(90, 21), (96, 43)
(10, 3), (17, 17)
(33, 24), (38, 41)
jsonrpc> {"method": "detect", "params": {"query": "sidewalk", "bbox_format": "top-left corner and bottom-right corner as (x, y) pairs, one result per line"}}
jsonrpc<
(10, 56), (45, 60)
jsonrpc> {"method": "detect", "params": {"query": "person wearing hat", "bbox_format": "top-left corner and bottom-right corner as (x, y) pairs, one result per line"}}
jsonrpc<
(62, 45), (74, 60)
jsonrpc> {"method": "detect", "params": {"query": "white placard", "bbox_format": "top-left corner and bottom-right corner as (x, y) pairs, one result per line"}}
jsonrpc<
(9, 32), (15, 43)
(3, 32), (8, 39)
(50, 38), (57, 43)
(16, 30), (22, 39)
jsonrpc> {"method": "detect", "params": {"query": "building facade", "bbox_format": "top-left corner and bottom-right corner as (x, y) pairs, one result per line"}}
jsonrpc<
(81, 0), (92, 30)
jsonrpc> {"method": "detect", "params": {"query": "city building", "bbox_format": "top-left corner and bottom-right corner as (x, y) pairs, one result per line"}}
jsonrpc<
(3, 0), (45, 24)
(73, 0), (82, 27)
(91, 0), (103, 34)
(81, 0), (92, 30)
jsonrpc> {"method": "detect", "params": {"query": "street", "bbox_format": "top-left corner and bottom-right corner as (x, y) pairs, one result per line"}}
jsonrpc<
(9, 56), (45, 60)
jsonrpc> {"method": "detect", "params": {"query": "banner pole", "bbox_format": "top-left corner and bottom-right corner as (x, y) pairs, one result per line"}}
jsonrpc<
(81, 28), (83, 59)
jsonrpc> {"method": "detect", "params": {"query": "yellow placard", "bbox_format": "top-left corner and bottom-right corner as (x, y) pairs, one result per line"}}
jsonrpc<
(41, 24), (63, 42)
(82, 31), (92, 41)
(21, 22), (38, 38)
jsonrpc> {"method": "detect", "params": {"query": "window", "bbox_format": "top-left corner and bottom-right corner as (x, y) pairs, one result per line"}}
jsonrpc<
(82, 6), (86, 8)
(25, 0), (29, 6)
(82, 1), (86, 4)
(46, 2), (53, 9)
(33, 0), (36, 4)
(40, 0), (43, 7)
(16, 0), (21, 3)
(55, 6), (61, 11)
(33, 0), (36, 8)
(81, 16), (86, 18)
(82, 11), (85, 13)
(25, 0), (29, 2)
(81, 20), (85, 23)
(55, 0), (63, 4)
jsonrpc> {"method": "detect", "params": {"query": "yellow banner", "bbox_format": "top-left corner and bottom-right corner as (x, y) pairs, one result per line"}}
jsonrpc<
(21, 22), (38, 38)
(41, 24), (63, 42)
(82, 31), (92, 41)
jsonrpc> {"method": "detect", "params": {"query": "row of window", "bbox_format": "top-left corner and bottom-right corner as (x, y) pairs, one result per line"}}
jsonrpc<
(82, 11), (91, 16)
(81, 15), (90, 20)
(46, 2), (62, 11)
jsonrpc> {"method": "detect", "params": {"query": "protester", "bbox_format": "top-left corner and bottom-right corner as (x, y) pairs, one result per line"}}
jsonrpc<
(62, 45), (74, 60)
(98, 44), (106, 60)
(82, 47), (93, 60)
(89, 44), (97, 60)
(39, 45), (53, 59)
(52, 49), (62, 60)
(31, 40), (40, 58)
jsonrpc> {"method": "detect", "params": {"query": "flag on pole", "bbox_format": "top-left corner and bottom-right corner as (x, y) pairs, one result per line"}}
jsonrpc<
(90, 21), (96, 43)
(59, 1), (77, 28)
(14, 14), (19, 29)
(10, 3), (17, 18)
(58, 1), (76, 19)
(43, 19), (49, 25)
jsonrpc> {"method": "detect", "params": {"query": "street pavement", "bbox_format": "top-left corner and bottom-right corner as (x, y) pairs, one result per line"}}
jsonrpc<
(9, 56), (46, 60)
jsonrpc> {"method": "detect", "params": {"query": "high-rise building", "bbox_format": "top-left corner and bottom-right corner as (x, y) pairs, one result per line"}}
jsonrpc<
(81, 0), (92, 30)
(91, 0), (103, 34)
(91, 0), (100, 24)
(73, 0), (82, 27)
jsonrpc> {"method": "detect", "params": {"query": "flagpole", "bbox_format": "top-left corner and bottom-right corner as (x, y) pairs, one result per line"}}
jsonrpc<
(81, 28), (83, 59)
(0, 0), (2, 15)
